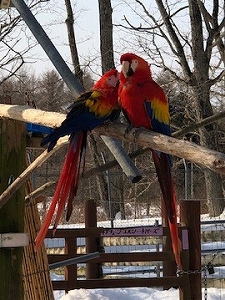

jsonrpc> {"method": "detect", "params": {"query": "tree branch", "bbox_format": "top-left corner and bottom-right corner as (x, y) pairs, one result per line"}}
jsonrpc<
(25, 181), (56, 204)
(155, 0), (193, 82)
(173, 109), (225, 138)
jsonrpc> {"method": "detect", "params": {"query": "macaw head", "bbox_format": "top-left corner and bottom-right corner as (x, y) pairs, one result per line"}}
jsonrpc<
(94, 68), (119, 90)
(120, 53), (152, 80)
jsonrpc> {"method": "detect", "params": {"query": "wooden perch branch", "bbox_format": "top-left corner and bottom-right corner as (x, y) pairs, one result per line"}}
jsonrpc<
(25, 147), (147, 204)
(1, 104), (225, 175)
(0, 104), (65, 128)
(25, 181), (56, 204)
(0, 104), (141, 183)
(95, 122), (225, 175)
(173, 109), (225, 138)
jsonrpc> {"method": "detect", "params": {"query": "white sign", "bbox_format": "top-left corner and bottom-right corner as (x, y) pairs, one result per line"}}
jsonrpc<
(0, 233), (29, 247)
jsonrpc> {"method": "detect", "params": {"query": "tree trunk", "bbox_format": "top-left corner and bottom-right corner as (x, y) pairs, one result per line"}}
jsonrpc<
(189, 0), (225, 215)
(64, 0), (83, 85)
(98, 0), (125, 220)
(98, 0), (115, 73)
(197, 89), (224, 216)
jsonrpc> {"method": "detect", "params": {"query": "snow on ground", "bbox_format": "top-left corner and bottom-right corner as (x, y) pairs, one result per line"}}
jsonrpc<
(53, 287), (225, 300)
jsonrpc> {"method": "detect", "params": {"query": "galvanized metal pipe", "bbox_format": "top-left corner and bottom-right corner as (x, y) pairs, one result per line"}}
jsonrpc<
(49, 251), (100, 270)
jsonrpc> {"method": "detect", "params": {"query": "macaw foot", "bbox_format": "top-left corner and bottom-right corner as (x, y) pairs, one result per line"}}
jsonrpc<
(133, 126), (147, 142)
(124, 124), (135, 138)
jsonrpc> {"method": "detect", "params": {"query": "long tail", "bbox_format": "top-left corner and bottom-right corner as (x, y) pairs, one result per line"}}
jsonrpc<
(152, 150), (182, 269)
(35, 132), (87, 250)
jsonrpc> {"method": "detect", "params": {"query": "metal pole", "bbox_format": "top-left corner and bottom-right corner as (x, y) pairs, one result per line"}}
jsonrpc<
(49, 251), (100, 270)
(101, 136), (142, 183)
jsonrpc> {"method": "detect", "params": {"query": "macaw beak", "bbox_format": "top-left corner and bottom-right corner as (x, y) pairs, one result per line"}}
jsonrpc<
(121, 61), (134, 78)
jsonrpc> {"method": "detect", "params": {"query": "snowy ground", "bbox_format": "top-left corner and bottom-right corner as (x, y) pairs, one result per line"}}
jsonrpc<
(53, 286), (225, 300)
(49, 211), (225, 299)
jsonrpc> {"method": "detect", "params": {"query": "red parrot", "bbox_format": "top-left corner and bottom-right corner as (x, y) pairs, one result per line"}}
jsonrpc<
(119, 53), (181, 269)
(35, 69), (120, 250)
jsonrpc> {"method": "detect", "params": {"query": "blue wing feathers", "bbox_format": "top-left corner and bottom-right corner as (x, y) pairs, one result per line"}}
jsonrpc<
(145, 101), (172, 168)
(41, 100), (119, 151)
(145, 101), (171, 136)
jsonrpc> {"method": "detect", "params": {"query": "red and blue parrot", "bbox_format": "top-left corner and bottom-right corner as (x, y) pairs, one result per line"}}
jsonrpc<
(35, 69), (120, 249)
(118, 53), (181, 269)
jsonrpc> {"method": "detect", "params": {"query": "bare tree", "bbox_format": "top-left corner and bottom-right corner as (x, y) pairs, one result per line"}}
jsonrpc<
(97, 0), (127, 219)
(0, 1), (48, 83)
(98, 0), (115, 73)
(37, 70), (67, 112)
(64, 0), (84, 85)
(117, 0), (225, 215)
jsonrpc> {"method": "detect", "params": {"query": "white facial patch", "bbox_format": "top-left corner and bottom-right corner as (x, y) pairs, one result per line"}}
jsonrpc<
(130, 59), (139, 72)
(106, 74), (118, 87)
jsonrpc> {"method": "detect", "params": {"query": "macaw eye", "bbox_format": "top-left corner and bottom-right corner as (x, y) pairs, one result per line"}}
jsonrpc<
(131, 59), (139, 71)
(106, 75), (118, 87)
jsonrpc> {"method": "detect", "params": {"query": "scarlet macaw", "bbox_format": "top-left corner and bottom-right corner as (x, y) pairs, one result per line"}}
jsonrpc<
(119, 53), (181, 269)
(35, 69), (120, 249)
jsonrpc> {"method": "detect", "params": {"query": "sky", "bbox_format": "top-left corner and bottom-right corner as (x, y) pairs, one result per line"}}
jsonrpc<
(17, 0), (126, 76)
(1, 0), (223, 84)
(5, 0), (158, 79)
(33, 0), (102, 74)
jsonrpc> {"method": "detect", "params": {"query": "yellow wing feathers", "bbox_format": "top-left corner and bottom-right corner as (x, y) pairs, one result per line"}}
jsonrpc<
(150, 97), (170, 124)
(85, 90), (114, 117)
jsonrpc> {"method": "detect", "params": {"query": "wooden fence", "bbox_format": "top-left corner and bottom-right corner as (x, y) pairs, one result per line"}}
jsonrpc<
(46, 225), (191, 299)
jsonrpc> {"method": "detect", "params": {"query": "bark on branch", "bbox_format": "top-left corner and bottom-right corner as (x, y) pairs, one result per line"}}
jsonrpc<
(97, 122), (225, 175)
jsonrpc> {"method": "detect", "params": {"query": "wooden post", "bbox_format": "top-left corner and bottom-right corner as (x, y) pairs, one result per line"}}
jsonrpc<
(0, 118), (26, 299)
(85, 199), (101, 279)
(65, 237), (77, 292)
(23, 178), (54, 300)
(180, 200), (201, 300)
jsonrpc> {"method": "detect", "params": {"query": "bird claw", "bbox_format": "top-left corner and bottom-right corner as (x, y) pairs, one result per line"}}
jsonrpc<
(124, 124), (135, 138)
(133, 126), (146, 142)
(124, 125), (147, 142)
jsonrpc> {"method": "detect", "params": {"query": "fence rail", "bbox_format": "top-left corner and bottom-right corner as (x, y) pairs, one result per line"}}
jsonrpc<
(46, 219), (225, 294)
(46, 196), (225, 300)
(46, 226), (190, 297)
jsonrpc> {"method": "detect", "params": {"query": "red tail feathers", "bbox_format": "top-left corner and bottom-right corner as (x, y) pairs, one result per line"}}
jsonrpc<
(35, 133), (85, 250)
(152, 150), (181, 269)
